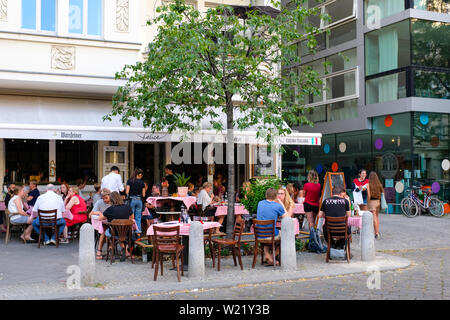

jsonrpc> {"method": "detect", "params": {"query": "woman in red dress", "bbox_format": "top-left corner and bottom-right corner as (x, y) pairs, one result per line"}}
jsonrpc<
(64, 186), (87, 228)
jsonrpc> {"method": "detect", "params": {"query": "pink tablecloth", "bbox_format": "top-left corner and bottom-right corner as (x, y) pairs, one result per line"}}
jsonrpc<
(0, 201), (5, 211)
(146, 196), (197, 209)
(293, 203), (304, 214)
(348, 216), (362, 229)
(250, 218), (300, 235)
(91, 217), (138, 234)
(214, 205), (249, 216)
(146, 221), (221, 236)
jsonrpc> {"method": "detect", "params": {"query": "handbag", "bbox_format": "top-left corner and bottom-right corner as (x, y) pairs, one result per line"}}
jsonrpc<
(352, 190), (364, 205)
(381, 193), (388, 211)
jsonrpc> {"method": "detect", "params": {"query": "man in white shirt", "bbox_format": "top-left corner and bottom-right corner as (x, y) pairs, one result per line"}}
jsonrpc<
(32, 184), (67, 245)
(101, 166), (124, 194)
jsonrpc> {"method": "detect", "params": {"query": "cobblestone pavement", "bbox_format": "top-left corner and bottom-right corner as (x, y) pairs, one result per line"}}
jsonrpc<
(105, 247), (450, 300)
(1, 213), (449, 299)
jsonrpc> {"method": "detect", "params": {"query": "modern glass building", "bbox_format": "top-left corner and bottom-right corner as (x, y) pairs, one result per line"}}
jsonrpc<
(282, 0), (450, 207)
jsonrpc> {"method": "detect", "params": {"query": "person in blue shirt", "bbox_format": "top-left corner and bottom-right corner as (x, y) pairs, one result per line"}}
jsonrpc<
(27, 180), (40, 207)
(256, 188), (289, 266)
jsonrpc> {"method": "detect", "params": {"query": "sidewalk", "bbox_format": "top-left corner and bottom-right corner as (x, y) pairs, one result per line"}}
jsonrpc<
(1, 214), (448, 300)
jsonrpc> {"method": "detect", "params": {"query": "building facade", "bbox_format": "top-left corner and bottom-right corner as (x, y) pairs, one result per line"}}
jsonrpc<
(282, 0), (449, 206)
(0, 0), (321, 194)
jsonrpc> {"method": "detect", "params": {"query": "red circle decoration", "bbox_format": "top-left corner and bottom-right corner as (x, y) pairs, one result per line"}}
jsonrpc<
(384, 115), (393, 127)
(331, 162), (339, 172)
(431, 136), (440, 147)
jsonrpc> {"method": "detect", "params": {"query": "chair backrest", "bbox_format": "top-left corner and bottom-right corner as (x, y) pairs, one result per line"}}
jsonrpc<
(38, 209), (58, 225)
(197, 204), (203, 216)
(153, 225), (181, 251)
(232, 220), (245, 242)
(252, 219), (276, 240)
(325, 215), (348, 238)
(110, 219), (134, 242)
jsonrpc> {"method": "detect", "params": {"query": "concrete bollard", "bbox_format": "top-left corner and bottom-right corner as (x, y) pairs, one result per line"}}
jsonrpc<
(79, 223), (96, 287)
(188, 221), (205, 278)
(281, 217), (297, 271)
(361, 211), (375, 261)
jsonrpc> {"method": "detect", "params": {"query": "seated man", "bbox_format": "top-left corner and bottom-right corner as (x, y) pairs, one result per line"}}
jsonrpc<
(318, 185), (351, 250)
(89, 189), (111, 260)
(256, 188), (288, 266)
(32, 184), (66, 245)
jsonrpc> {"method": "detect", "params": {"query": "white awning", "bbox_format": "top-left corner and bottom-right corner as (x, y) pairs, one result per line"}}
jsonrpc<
(0, 95), (321, 145)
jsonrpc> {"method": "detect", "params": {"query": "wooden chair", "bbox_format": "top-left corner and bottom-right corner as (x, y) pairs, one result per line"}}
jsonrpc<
(324, 215), (351, 263)
(193, 216), (216, 267)
(212, 220), (244, 271)
(252, 219), (281, 268)
(67, 210), (89, 241)
(153, 225), (184, 282)
(106, 219), (134, 264)
(37, 209), (59, 248)
(4, 209), (28, 245)
(144, 218), (163, 269)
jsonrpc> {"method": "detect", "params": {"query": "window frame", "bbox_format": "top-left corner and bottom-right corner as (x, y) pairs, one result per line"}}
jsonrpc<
(68, 0), (104, 39)
(21, 0), (58, 35)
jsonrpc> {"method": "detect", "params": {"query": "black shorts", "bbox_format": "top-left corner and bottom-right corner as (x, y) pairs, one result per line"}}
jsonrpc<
(304, 203), (319, 213)
(204, 206), (217, 217)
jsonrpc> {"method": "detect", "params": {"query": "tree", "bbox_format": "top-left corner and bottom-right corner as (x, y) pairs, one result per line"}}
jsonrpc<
(105, 0), (324, 237)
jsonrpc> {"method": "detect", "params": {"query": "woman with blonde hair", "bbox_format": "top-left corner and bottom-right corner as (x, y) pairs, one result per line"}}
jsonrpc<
(277, 187), (294, 217)
(367, 171), (384, 239)
(303, 170), (321, 230)
(7, 186), (34, 242)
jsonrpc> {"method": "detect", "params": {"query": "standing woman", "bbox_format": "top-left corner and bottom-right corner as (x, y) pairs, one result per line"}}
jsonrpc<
(126, 168), (145, 235)
(352, 169), (369, 211)
(367, 171), (384, 239)
(303, 170), (321, 230)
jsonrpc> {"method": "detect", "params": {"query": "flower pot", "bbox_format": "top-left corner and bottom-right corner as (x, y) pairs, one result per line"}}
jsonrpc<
(177, 186), (188, 197)
(162, 187), (169, 197)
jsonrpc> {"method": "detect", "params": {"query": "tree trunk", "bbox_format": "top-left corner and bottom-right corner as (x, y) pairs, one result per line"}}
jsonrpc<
(226, 93), (235, 239)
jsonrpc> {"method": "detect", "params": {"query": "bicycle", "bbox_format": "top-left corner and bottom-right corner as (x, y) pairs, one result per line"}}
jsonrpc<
(400, 186), (444, 218)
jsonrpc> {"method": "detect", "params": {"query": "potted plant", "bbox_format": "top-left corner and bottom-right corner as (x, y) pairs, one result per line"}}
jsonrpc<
(240, 176), (282, 215)
(173, 173), (191, 197)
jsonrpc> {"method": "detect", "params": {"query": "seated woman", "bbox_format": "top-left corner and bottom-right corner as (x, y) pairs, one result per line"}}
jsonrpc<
(293, 181), (305, 204)
(277, 187), (295, 217)
(197, 182), (221, 233)
(7, 186), (34, 242)
(96, 191), (134, 261)
(62, 186), (87, 242)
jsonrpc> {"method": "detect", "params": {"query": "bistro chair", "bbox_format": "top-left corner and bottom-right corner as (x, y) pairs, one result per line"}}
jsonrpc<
(67, 210), (89, 241)
(212, 220), (244, 271)
(193, 216), (216, 267)
(37, 209), (59, 248)
(153, 225), (184, 282)
(4, 209), (28, 245)
(252, 219), (281, 269)
(324, 215), (351, 263)
(106, 219), (134, 264)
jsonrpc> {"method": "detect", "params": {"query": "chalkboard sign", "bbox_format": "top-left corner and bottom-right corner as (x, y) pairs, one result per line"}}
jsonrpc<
(319, 172), (346, 211)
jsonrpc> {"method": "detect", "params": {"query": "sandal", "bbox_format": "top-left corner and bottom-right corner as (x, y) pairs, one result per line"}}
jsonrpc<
(96, 250), (103, 260)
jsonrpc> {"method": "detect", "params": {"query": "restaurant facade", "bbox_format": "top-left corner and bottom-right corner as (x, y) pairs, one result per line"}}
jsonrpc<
(0, 0), (322, 193)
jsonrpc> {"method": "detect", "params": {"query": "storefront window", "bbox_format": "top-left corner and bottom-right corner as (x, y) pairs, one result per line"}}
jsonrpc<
(413, 112), (450, 200)
(365, 20), (411, 76)
(281, 145), (307, 183)
(56, 141), (97, 184)
(364, 0), (405, 22)
(414, 0), (450, 13)
(4, 139), (49, 184)
(366, 71), (407, 104)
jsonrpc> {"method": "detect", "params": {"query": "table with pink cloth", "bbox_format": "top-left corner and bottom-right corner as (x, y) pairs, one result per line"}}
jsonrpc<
(348, 216), (362, 229)
(146, 221), (221, 236)
(146, 196), (197, 210)
(0, 201), (5, 211)
(250, 218), (300, 235)
(214, 204), (249, 216)
(293, 203), (304, 214)
(91, 216), (138, 234)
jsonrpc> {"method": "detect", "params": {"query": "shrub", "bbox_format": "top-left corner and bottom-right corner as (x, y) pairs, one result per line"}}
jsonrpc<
(240, 176), (283, 214)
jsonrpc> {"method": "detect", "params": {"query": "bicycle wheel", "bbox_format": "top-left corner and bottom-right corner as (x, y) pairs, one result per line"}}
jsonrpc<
(401, 197), (419, 218)
(428, 197), (444, 217)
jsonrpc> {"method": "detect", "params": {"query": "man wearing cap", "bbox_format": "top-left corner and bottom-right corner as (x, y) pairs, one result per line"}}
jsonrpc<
(89, 188), (112, 260)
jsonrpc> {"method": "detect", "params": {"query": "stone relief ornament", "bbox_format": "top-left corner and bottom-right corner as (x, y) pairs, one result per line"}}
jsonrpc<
(0, 0), (7, 21)
(116, 0), (129, 32)
(51, 46), (75, 70)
